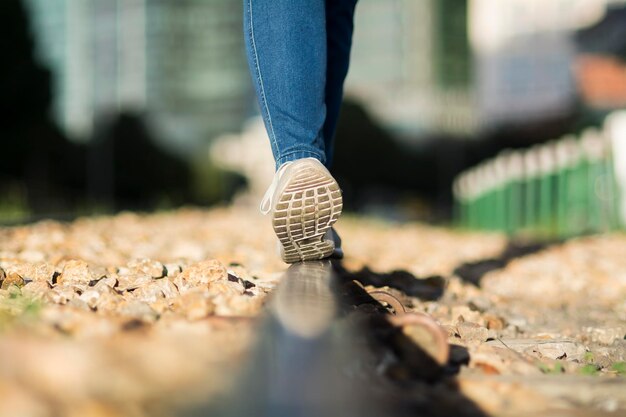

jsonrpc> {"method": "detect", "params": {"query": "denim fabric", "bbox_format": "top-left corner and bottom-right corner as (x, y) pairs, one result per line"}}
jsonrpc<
(244, 0), (358, 170)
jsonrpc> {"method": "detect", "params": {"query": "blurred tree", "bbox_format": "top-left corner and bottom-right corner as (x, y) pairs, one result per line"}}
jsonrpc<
(0, 0), (51, 173)
(0, 0), (244, 218)
(89, 112), (192, 210)
(0, 0), (85, 214)
(332, 99), (577, 220)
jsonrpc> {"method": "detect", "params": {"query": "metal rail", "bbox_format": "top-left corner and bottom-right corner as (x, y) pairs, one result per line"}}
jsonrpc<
(188, 260), (450, 417)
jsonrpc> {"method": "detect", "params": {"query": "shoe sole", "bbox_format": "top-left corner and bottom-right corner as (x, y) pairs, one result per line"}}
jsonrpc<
(272, 164), (343, 263)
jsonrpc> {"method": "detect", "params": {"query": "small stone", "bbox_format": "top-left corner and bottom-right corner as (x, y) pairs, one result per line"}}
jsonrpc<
(451, 305), (482, 324)
(164, 263), (182, 278)
(89, 265), (108, 280)
(507, 315), (528, 330)
(468, 296), (492, 313)
(117, 275), (153, 291)
(78, 289), (101, 309)
(132, 282), (166, 303)
(486, 338), (586, 361)
(443, 324), (459, 338)
(457, 322), (489, 342)
(93, 275), (117, 290)
(4, 262), (55, 283)
(66, 297), (91, 311)
(154, 277), (179, 299)
(150, 299), (171, 315)
(45, 288), (75, 305)
(21, 281), (51, 299)
(172, 291), (215, 320)
(117, 301), (158, 321)
(57, 260), (95, 286)
(213, 293), (264, 317)
(126, 259), (166, 279)
(470, 344), (542, 376)
(585, 327), (626, 345)
(94, 292), (124, 312)
(484, 314), (506, 331)
(207, 280), (244, 298)
(1, 272), (25, 289)
(178, 260), (227, 286)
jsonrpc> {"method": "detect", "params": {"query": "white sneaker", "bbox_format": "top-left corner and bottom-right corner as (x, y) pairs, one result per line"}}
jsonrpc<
(260, 158), (343, 263)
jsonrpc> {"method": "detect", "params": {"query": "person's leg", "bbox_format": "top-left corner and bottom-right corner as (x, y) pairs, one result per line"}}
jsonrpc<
(323, 0), (358, 168)
(243, 0), (328, 170)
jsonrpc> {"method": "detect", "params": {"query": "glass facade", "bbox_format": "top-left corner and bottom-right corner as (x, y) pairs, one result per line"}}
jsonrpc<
(24, 0), (253, 151)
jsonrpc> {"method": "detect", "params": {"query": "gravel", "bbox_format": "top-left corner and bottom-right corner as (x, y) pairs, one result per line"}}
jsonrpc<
(0, 207), (625, 416)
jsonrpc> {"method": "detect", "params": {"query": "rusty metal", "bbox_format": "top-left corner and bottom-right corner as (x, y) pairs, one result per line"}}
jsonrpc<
(387, 312), (450, 366)
(366, 289), (406, 315)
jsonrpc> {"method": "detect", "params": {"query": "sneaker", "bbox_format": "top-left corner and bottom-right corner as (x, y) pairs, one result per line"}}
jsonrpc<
(260, 158), (343, 263)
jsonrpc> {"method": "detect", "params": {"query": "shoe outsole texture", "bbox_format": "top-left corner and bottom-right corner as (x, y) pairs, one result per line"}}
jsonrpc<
(272, 162), (343, 263)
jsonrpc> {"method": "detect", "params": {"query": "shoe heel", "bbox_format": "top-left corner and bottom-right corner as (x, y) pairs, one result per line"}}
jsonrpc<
(273, 165), (342, 263)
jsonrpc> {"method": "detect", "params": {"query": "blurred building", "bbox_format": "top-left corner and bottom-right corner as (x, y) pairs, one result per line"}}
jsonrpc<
(24, 0), (252, 153)
(346, 0), (476, 137)
(24, 0), (626, 152)
(574, 5), (626, 109)
(469, 0), (626, 129)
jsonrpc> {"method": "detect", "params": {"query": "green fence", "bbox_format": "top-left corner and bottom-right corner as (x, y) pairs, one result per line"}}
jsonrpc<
(453, 110), (626, 239)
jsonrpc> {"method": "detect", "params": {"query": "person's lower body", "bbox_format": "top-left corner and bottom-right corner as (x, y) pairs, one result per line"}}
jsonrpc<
(244, 0), (357, 263)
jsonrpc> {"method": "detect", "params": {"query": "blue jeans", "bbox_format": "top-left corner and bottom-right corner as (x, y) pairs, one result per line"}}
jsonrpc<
(244, 0), (358, 170)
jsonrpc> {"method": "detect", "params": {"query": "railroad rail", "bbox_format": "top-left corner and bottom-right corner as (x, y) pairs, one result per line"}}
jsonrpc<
(187, 260), (456, 417)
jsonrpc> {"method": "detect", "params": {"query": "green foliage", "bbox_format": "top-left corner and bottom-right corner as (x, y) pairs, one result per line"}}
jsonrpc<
(190, 151), (247, 206)
(0, 291), (41, 331)
(579, 364), (600, 376)
(539, 362), (565, 374)
(0, 183), (31, 223)
(611, 362), (626, 375)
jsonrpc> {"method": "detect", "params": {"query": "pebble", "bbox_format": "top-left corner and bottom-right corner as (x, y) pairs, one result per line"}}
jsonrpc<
(93, 275), (118, 290)
(164, 263), (182, 278)
(22, 281), (51, 298)
(117, 274), (153, 291)
(126, 258), (166, 279)
(468, 296), (492, 313)
(484, 314), (506, 331)
(451, 305), (483, 325)
(470, 344), (541, 376)
(1, 271), (25, 289)
(584, 327), (626, 345)
(132, 282), (166, 304)
(79, 289), (102, 309)
(117, 301), (158, 322)
(1, 262), (55, 283)
(57, 260), (95, 286)
(178, 260), (227, 286)
(45, 287), (76, 305)
(487, 338), (586, 361)
(94, 292), (124, 312)
(457, 322), (490, 342)
(0, 208), (625, 417)
(173, 290), (215, 320)
(154, 278), (179, 299)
